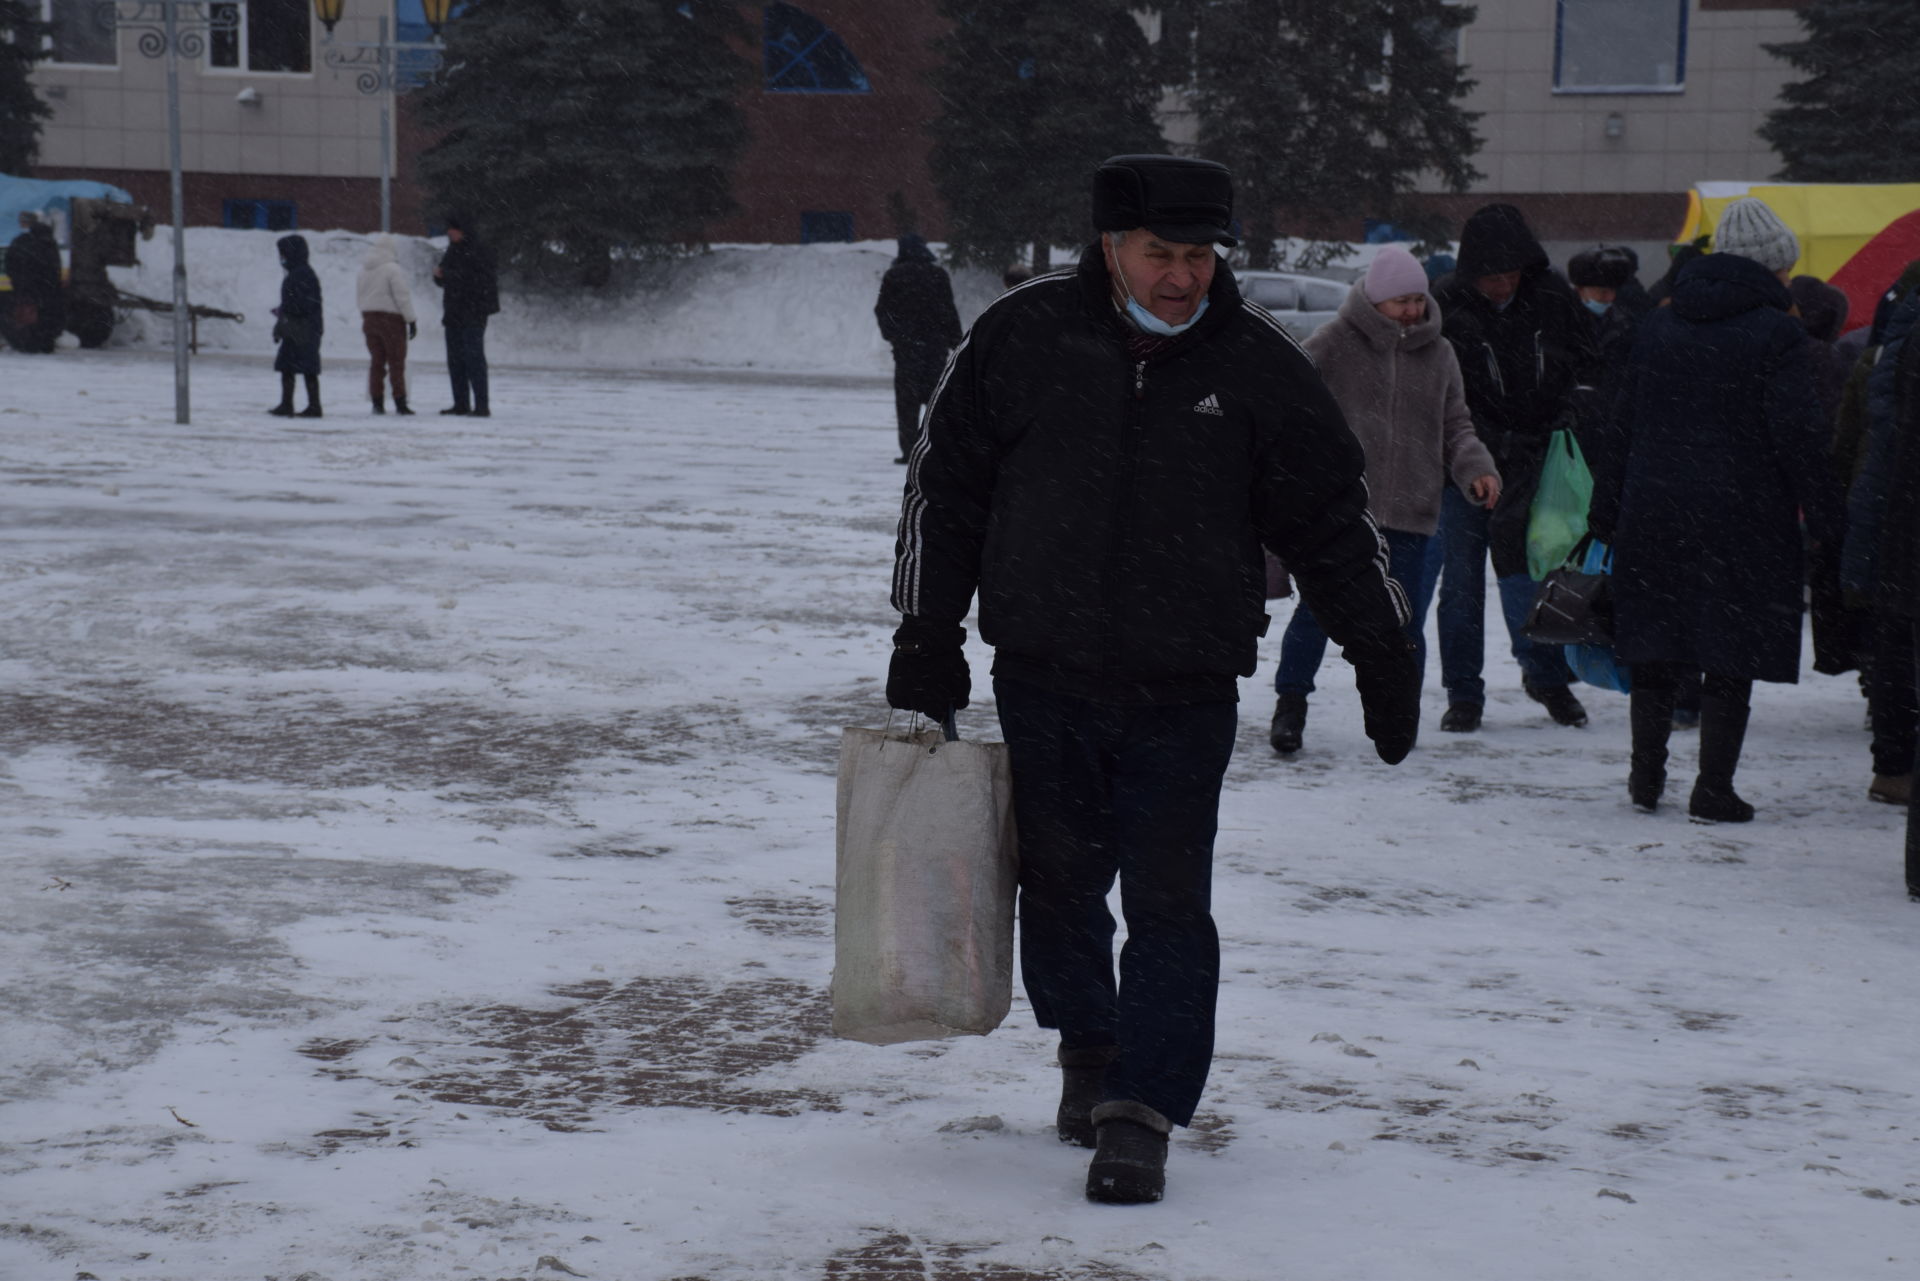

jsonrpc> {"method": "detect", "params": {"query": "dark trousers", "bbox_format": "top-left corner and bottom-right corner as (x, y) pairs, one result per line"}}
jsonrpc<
(1631, 663), (1753, 787)
(892, 343), (946, 459)
(1865, 612), (1918, 777)
(1276, 526), (1437, 696)
(445, 319), (489, 412)
(1908, 624), (1919, 896)
(363, 312), (408, 403)
(994, 676), (1237, 1127)
(1436, 485), (1571, 703)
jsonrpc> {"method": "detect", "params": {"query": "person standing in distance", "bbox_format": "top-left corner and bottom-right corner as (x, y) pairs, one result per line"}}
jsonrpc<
(357, 234), (417, 416)
(885, 154), (1419, 1204)
(874, 233), (962, 463)
(434, 213), (499, 417)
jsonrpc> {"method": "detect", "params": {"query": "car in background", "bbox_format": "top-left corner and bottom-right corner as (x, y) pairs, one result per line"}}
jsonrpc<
(1235, 269), (1348, 340)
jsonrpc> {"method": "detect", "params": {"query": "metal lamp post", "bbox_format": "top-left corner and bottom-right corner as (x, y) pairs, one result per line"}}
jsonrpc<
(95, 1), (237, 426)
(315, 0), (450, 235)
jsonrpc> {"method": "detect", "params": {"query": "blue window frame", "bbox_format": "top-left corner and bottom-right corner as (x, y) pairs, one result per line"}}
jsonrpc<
(1553, 0), (1687, 94)
(764, 3), (869, 93)
(800, 211), (855, 243)
(223, 198), (298, 231)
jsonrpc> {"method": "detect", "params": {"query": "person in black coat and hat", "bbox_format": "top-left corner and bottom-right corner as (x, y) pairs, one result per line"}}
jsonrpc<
(434, 213), (499, 417)
(874, 233), (962, 463)
(270, 234), (324, 417)
(1588, 197), (1839, 823)
(4, 212), (65, 354)
(884, 153), (1418, 1204)
(1431, 204), (1596, 733)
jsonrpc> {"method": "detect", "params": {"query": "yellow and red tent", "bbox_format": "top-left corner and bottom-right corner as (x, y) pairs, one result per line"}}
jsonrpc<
(1679, 181), (1920, 334)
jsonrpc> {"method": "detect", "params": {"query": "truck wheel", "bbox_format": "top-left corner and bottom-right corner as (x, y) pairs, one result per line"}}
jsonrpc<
(70, 301), (114, 348)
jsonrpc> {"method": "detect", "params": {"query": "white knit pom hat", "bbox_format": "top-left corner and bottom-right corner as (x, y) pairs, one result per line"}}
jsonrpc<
(1713, 197), (1800, 274)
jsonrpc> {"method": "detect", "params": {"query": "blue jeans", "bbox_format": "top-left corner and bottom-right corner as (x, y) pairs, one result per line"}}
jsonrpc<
(994, 677), (1237, 1128)
(1435, 484), (1569, 704)
(1274, 526), (1438, 697)
(445, 319), (489, 412)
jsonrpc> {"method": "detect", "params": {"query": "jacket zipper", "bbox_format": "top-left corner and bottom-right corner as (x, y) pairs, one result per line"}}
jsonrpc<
(1134, 361), (1146, 400)
(1106, 361), (1148, 677)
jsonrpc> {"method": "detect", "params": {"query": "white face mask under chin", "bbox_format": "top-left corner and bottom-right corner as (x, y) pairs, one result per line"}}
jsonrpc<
(1115, 281), (1209, 337)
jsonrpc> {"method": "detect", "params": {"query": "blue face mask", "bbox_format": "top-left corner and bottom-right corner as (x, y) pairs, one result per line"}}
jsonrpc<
(1583, 298), (1611, 317)
(1124, 294), (1209, 337)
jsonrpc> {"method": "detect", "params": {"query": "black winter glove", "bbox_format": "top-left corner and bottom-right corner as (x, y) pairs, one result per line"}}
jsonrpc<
(1345, 633), (1421, 765)
(886, 617), (970, 720)
(407, 321), (418, 340)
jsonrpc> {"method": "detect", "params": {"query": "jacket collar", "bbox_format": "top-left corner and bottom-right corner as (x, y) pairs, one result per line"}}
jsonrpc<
(1337, 279), (1440, 352)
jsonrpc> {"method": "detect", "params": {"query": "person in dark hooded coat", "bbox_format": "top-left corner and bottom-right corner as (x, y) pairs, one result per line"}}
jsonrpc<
(270, 233), (324, 417)
(434, 213), (499, 417)
(874, 233), (962, 463)
(1430, 204), (1596, 733)
(1880, 327), (1920, 894)
(1587, 197), (1838, 823)
(4, 213), (65, 353)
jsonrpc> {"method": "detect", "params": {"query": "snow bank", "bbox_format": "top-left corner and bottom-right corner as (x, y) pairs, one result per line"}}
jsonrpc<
(105, 231), (1008, 377)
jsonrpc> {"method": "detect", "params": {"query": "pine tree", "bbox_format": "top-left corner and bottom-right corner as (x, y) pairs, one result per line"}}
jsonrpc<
(1158, 0), (1481, 268)
(414, 0), (750, 287)
(0, 0), (53, 174)
(928, 1), (1166, 270)
(1760, 0), (1920, 183)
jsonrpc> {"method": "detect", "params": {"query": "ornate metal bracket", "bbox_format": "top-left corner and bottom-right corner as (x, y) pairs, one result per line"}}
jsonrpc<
(93, 0), (238, 60)
(324, 39), (445, 97)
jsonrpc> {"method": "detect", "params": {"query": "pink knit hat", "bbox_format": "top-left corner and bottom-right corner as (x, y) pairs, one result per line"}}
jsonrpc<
(1363, 246), (1430, 303)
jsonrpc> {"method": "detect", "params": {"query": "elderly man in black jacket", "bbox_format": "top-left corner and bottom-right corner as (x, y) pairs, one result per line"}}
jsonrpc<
(885, 155), (1418, 1205)
(1431, 204), (1597, 734)
(874, 234), (962, 463)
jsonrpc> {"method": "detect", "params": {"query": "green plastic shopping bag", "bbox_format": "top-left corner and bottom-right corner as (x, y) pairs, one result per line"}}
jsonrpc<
(1526, 429), (1594, 581)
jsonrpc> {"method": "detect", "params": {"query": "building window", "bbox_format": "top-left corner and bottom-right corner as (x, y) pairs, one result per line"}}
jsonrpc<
(1554, 0), (1686, 94)
(42, 0), (116, 66)
(764, 3), (869, 93)
(209, 0), (312, 74)
(800, 211), (855, 243)
(223, 198), (298, 231)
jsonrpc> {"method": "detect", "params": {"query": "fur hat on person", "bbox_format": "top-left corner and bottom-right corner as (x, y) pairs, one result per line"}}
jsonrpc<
(1568, 245), (1637, 289)
(1713, 198), (1800, 274)
(1091, 155), (1237, 247)
(1363, 246), (1430, 303)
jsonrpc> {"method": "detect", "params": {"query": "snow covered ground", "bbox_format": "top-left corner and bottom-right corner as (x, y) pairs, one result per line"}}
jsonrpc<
(0, 343), (1915, 1281)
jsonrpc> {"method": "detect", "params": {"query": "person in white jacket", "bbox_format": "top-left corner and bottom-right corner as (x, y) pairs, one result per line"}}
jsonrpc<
(356, 236), (417, 415)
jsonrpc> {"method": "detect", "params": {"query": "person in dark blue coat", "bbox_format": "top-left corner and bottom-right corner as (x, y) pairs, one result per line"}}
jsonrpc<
(270, 234), (324, 418)
(1588, 198), (1838, 823)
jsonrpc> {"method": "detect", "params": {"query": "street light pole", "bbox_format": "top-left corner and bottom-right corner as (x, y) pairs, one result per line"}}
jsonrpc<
(317, 3), (447, 236)
(96, 1), (235, 427)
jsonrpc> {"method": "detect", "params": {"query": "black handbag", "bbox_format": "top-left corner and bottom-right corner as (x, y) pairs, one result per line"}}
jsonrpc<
(1523, 538), (1614, 647)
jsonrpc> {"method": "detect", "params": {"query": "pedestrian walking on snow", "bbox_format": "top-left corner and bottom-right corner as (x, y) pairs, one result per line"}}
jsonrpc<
(434, 213), (499, 417)
(885, 154), (1419, 1205)
(874, 234), (961, 463)
(269, 234), (324, 418)
(1587, 197), (1839, 823)
(1430, 204), (1598, 733)
(1269, 245), (1500, 756)
(357, 235), (417, 416)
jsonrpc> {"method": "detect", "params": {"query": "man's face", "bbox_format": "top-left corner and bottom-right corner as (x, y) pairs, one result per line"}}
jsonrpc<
(447, 227), (465, 243)
(1475, 269), (1523, 307)
(1577, 284), (1617, 307)
(1104, 232), (1217, 325)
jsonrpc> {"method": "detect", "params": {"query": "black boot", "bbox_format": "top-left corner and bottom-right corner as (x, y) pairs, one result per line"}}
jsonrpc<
(298, 374), (323, 418)
(1440, 702), (1482, 733)
(1086, 1100), (1171, 1204)
(372, 393), (386, 415)
(1055, 1044), (1117, 1149)
(1690, 686), (1754, 823)
(1526, 680), (1589, 727)
(1269, 694), (1307, 755)
(1629, 683), (1675, 812)
(395, 395), (414, 416)
(269, 371), (296, 416)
